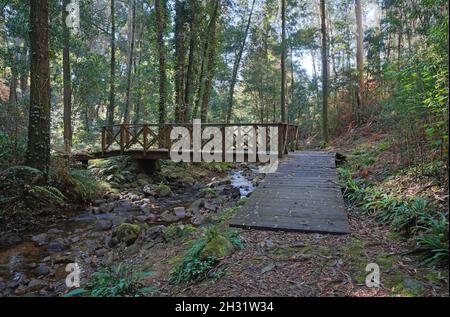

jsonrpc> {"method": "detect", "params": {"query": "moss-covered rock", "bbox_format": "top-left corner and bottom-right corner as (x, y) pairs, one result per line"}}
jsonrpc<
(200, 235), (235, 259)
(157, 183), (171, 197)
(112, 223), (141, 245)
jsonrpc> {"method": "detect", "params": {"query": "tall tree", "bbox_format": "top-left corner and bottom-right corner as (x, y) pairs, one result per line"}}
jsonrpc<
(155, 0), (167, 124)
(355, 0), (365, 110)
(184, 0), (198, 122)
(174, 0), (187, 123)
(107, 0), (116, 143)
(200, 0), (220, 122)
(280, 0), (286, 123)
(123, 0), (136, 124)
(26, 0), (51, 174)
(320, 0), (329, 144)
(62, 0), (72, 153)
(226, 0), (256, 123)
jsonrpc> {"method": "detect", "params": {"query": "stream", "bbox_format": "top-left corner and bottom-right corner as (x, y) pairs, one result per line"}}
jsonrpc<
(0, 167), (260, 296)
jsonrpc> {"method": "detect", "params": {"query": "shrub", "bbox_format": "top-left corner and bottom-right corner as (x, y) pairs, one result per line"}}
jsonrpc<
(64, 263), (157, 297)
(416, 213), (449, 266)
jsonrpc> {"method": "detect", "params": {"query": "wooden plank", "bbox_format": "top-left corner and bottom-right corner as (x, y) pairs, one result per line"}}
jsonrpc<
(230, 151), (351, 234)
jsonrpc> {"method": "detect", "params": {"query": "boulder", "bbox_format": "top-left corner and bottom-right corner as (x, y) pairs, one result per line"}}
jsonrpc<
(48, 238), (66, 252)
(200, 235), (234, 259)
(112, 223), (140, 245)
(98, 202), (114, 213)
(35, 264), (50, 276)
(174, 207), (186, 219)
(95, 220), (112, 231)
(160, 210), (178, 223)
(157, 184), (172, 197)
(31, 233), (47, 246)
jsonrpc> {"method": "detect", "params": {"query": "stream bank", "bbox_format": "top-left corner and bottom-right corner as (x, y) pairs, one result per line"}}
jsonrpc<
(0, 158), (262, 297)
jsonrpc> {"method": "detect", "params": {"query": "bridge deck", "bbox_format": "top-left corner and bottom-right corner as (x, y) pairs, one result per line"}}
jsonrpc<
(230, 151), (351, 234)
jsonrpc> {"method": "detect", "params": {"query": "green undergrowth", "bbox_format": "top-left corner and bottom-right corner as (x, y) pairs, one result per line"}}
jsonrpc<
(338, 143), (449, 266)
(169, 225), (244, 284)
(64, 263), (157, 297)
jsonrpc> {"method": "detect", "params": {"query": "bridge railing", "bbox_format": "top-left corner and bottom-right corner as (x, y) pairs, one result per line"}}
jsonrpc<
(101, 123), (300, 157)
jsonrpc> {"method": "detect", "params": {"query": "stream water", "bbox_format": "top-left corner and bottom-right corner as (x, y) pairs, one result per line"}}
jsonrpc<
(0, 168), (259, 296)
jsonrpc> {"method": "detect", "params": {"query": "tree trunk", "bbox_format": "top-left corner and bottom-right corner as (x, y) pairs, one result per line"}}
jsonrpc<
(62, 0), (72, 153)
(320, 0), (329, 144)
(226, 0), (256, 123)
(26, 0), (51, 175)
(123, 0), (136, 124)
(107, 0), (116, 143)
(200, 0), (220, 123)
(174, 0), (187, 123)
(184, 0), (198, 123)
(280, 0), (286, 123)
(155, 0), (167, 124)
(355, 0), (365, 110)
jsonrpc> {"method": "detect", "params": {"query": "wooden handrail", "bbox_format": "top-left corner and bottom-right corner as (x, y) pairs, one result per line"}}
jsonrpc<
(100, 123), (300, 158)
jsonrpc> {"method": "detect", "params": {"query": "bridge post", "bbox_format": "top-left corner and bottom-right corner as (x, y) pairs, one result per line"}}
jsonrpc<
(120, 125), (125, 154)
(101, 127), (106, 155)
(143, 125), (148, 155)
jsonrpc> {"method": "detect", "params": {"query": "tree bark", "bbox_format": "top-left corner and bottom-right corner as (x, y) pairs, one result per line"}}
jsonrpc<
(226, 0), (256, 123)
(280, 0), (287, 123)
(107, 0), (116, 143)
(123, 0), (136, 124)
(62, 0), (72, 153)
(174, 0), (187, 123)
(155, 0), (167, 124)
(200, 0), (220, 123)
(184, 0), (198, 123)
(26, 0), (51, 175)
(320, 0), (329, 144)
(355, 0), (365, 110)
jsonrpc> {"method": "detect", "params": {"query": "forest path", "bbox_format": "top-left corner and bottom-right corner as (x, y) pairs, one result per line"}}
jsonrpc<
(230, 151), (351, 234)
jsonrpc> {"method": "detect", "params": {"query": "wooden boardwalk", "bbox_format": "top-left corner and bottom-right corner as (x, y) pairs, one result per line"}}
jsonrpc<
(230, 151), (351, 234)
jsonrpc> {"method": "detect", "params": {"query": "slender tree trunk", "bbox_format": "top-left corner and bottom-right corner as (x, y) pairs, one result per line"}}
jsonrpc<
(155, 0), (167, 124)
(200, 0), (220, 122)
(280, 0), (286, 123)
(320, 0), (329, 144)
(62, 0), (72, 153)
(26, 0), (51, 175)
(355, 0), (365, 111)
(107, 0), (116, 143)
(123, 0), (136, 124)
(174, 0), (186, 123)
(184, 0), (198, 122)
(226, 0), (256, 123)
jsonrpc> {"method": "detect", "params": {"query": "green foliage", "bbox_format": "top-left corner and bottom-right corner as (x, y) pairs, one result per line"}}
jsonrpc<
(416, 213), (449, 266)
(165, 224), (197, 241)
(169, 226), (243, 284)
(65, 263), (157, 297)
(28, 185), (66, 204)
(339, 162), (449, 265)
(69, 168), (104, 202)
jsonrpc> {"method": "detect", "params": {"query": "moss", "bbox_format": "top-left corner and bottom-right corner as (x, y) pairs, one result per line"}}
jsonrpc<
(156, 183), (171, 197)
(391, 277), (425, 297)
(198, 188), (218, 198)
(200, 235), (235, 259)
(113, 223), (141, 245)
(165, 224), (197, 241)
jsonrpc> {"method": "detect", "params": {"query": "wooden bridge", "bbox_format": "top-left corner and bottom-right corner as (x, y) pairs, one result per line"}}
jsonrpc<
(73, 123), (300, 164)
(73, 123), (350, 234)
